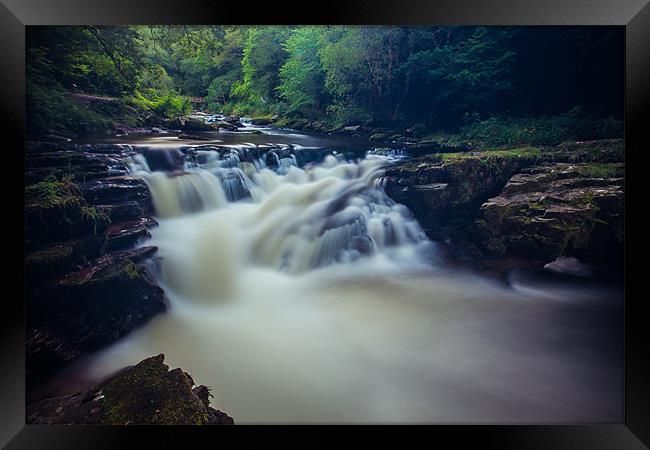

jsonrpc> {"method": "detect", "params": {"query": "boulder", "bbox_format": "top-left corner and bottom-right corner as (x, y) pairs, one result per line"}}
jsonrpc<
(250, 117), (271, 125)
(182, 117), (215, 132)
(222, 115), (241, 124)
(27, 354), (234, 425)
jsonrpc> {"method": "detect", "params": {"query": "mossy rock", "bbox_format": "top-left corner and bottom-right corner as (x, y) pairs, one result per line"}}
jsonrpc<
(26, 354), (234, 425)
(26, 179), (110, 248)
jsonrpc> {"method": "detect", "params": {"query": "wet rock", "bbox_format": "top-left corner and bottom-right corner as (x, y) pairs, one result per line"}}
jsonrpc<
(26, 236), (106, 286)
(27, 253), (167, 383)
(79, 176), (151, 209)
(95, 201), (143, 222)
(140, 147), (185, 171)
(27, 354), (234, 425)
(471, 163), (624, 266)
(26, 180), (111, 248)
(106, 217), (158, 251)
(26, 149), (128, 184)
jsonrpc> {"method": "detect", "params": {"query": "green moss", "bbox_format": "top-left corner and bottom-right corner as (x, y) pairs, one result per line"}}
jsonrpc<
(573, 163), (624, 178)
(101, 355), (210, 425)
(123, 260), (141, 280)
(81, 206), (110, 235)
(439, 147), (541, 164)
(25, 178), (82, 209)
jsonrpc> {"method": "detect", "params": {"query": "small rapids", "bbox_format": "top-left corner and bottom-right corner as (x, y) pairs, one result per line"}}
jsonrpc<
(75, 137), (622, 423)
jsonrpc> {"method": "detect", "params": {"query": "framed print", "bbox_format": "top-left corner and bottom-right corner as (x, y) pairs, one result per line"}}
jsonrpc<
(1, 0), (648, 447)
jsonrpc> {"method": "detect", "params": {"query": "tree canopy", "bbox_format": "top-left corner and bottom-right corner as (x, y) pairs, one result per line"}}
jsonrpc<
(26, 25), (623, 138)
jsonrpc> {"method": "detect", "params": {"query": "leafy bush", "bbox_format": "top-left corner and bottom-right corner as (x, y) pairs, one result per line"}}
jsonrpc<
(125, 90), (190, 119)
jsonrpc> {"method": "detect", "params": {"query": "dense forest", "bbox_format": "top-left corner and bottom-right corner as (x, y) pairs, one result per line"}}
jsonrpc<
(27, 25), (623, 145)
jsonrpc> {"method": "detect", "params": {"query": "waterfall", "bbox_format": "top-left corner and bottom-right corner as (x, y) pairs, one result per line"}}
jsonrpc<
(124, 145), (429, 303)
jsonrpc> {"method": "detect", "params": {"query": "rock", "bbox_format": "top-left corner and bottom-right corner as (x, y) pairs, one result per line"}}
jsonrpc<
(471, 162), (624, 266)
(369, 133), (388, 142)
(167, 116), (186, 130)
(26, 180), (111, 249)
(26, 354), (234, 425)
(79, 176), (151, 209)
(106, 217), (158, 252)
(182, 117), (215, 132)
(342, 125), (361, 133)
(215, 120), (238, 131)
(140, 147), (185, 171)
(26, 148), (129, 184)
(222, 115), (241, 124)
(95, 201), (143, 223)
(384, 149), (541, 237)
(250, 117), (271, 125)
(27, 253), (168, 383)
(26, 236), (106, 286)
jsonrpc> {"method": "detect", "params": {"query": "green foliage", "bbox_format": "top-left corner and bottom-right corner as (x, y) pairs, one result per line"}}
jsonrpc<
(231, 27), (291, 108)
(277, 27), (326, 116)
(460, 107), (623, 146)
(126, 90), (190, 119)
(27, 25), (623, 143)
(25, 177), (82, 209)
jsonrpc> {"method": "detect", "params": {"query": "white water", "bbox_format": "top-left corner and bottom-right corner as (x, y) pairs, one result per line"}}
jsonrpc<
(79, 144), (622, 423)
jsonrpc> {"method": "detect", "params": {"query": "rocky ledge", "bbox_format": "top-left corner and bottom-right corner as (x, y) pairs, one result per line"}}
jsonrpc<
(384, 139), (624, 271)
(471, 162), (624, 266)
(27, 354), (234, 425)
(26, 142), (166, 388)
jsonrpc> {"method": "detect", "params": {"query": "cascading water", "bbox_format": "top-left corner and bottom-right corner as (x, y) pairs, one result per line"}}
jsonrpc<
(79, 137), (622, 424)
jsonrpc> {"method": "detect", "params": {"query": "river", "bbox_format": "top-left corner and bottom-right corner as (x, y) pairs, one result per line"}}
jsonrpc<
(59, 120), (623, 423)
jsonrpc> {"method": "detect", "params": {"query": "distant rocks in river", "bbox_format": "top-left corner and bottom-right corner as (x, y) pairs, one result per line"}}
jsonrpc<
(27, 354), (234, 425)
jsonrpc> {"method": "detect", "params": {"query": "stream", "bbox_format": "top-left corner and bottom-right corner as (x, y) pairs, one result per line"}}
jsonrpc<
(58, 120), (622, 423)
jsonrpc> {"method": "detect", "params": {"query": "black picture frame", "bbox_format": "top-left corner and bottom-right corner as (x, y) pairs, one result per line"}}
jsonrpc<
(2, 0), (648, 447)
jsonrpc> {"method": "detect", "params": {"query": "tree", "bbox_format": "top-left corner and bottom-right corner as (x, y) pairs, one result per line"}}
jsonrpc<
(277, 27), (327, 116)
(231, 27), (291, 108)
